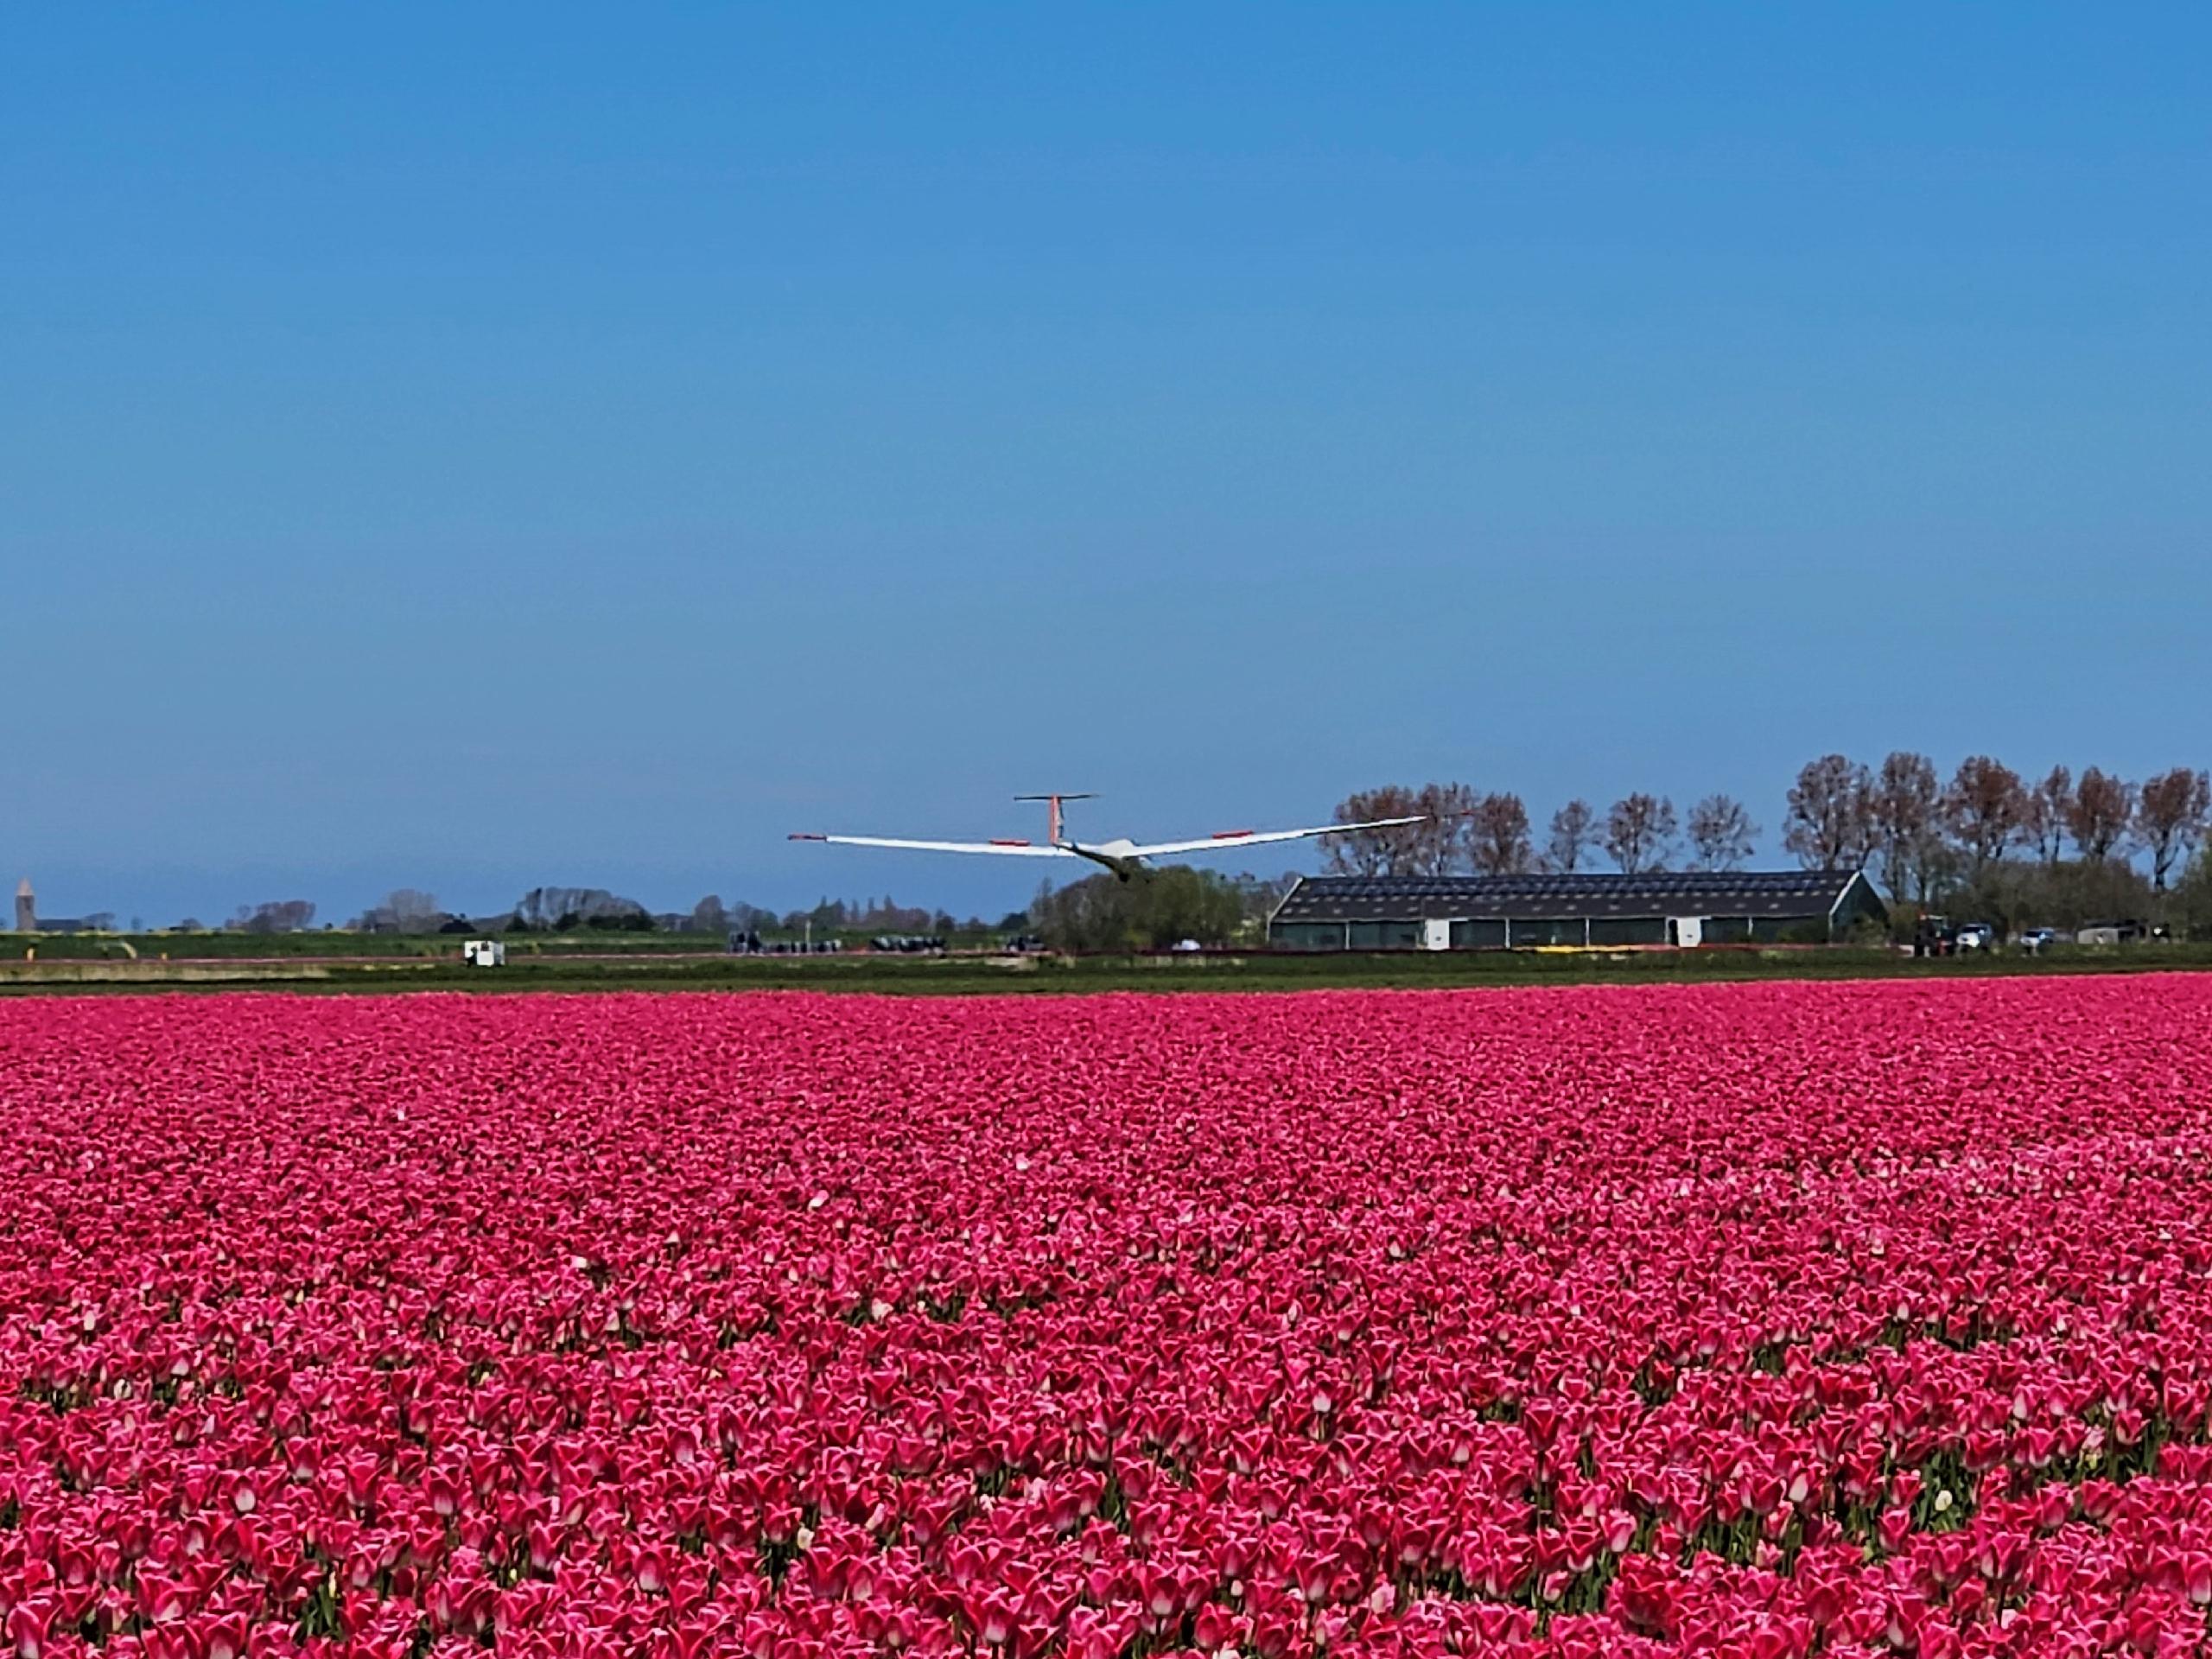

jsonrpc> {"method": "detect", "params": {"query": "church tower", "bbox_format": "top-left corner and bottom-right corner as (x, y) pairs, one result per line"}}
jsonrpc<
(15, 878), (32, 933)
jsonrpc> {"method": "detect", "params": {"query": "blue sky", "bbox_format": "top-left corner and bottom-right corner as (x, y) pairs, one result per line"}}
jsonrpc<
(7, 5), (2209, 924)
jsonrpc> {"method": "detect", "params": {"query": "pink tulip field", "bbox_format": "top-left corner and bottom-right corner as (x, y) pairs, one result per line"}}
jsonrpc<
(6, 977), (2212, 1659)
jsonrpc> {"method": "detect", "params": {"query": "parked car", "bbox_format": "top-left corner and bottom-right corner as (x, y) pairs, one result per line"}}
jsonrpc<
(1955, 922), (1998, 952)
(2017, 926), (2063, 953)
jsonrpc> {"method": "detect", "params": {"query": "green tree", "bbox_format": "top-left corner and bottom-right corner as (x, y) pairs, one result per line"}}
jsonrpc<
(1030, 867), (1246, 952)
(2176, 843), (2212, 938)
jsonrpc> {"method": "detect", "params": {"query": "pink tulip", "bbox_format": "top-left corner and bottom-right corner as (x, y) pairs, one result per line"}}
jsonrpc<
(6, 980), (2212, 1656)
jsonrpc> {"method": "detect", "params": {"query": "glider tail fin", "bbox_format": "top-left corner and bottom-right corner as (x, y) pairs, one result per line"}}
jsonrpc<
(1014, 792), (1098, 845)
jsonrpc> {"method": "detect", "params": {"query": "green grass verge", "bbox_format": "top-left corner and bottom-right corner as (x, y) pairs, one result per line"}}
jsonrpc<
(0, 931), (736, 960)
(3, 944), (2209, 997)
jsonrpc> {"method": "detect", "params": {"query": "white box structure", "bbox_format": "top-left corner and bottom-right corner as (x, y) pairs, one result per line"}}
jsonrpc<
(462, 939), (506, 968)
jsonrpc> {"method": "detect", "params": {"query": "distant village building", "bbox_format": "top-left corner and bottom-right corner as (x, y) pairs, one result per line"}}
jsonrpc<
(13, 877), (99, 934)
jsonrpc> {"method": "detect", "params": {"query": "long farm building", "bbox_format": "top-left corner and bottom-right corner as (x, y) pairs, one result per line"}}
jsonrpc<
(1267, 869), (1886, 950)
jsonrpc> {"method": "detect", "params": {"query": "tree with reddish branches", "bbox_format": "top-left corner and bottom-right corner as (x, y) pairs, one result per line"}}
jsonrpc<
(2135, 769), (2208, 889)
(1868, 752), (1942, 901)
(1547, 800), (1597, 873)
(1943, 757), (2025, 874)
(1322, 785), (1427, 877)
(1783, 754), (1874, 871)
(1470, 792), (1534, 875)
(2065, 767), (2136, 862)
(1605, 793), (1677, 874)
(1411, 782), (1480, 875)
(1686, 795), (1758, 871)
(2020, 766), (2072, 865)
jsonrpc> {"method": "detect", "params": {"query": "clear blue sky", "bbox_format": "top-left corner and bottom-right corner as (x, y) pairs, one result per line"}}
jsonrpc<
(8, 5), (2209, 925)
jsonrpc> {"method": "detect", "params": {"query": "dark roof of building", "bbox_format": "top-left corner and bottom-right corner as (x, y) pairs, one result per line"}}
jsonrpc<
(1271, 869), (1876, 924)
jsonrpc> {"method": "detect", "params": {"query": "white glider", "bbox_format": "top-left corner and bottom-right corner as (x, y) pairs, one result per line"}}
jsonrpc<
(791, 793), (1426, 881)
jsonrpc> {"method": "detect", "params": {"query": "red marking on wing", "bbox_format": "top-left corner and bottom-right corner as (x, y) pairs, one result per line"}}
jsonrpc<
(788, 833), (827, 841)
(1211, 829), (1257, 840)
(988, 838), (1033, 847)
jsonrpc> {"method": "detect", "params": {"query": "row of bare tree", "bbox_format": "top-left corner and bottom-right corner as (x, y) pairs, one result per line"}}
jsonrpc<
(1781, 755), (2211, 898)
(1324, 785), (1758, 878)
(1326, 758), (2212, 896)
